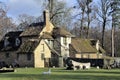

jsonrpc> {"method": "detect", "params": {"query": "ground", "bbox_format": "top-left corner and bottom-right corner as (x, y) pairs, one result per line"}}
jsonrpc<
(0, 68), (120, 80)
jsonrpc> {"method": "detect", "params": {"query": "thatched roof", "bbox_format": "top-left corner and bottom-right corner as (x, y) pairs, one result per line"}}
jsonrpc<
(5, 31), (23, 37)
(18, 39), (40, 53)
(52, 27), (73, 37)
(99, 46), (106, 53)
(41, 32), (53, 39)
(70, 38), (98, 53)
(20, 26), (44, 37)
(0, 31), (22, 51)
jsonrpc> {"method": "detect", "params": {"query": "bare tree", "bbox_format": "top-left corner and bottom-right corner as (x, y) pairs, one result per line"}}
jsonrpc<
(0, 2), (16, 38)
(110, 0), (120, 57)
(17, 14), (36, 30)
(48, 0), (72, 29)
(97, 0), (111, 48)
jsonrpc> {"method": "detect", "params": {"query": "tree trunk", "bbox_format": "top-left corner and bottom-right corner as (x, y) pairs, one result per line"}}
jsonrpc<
(101, 20), (106, 49)
(80, 11), (84, 38)
(111, 23), (115, 57)
(87, 13), (90, 39)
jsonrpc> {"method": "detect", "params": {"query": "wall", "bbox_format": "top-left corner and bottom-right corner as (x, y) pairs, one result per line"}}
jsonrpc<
(0, 51), (17, 65)
(60, 37), (71, 58)
(18, 53), (34, 67)
(34, 39), (51, 68)
(75, 53), (103, 59)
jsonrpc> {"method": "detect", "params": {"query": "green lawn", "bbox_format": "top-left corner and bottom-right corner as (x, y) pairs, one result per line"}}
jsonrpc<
(0, 68), (120, 80)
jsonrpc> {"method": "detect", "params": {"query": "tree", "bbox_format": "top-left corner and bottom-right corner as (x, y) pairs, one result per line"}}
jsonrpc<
(0, 2), (16, 38)
(75, 0), (97, 38)
(86, 0), (92, 38)
(48, 0), (72, 29)
(76, 0), (86, 37)
(97, 0), (111, 48)
(17, 14), (36, 30)
(110, 0), (120, 57)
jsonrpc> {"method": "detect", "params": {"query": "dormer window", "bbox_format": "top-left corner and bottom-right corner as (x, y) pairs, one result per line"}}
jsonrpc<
(15, 38), (21, 46)
(4, 37), (9, 47)
(63, 37), (67, 45)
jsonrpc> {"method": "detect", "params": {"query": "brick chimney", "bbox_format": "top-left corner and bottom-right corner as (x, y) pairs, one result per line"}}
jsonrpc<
(43, 10), (49, 26)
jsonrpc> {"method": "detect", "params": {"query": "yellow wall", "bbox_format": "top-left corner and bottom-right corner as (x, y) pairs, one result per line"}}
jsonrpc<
(75, 53), (103, 59)
(34, 39), (51, 68)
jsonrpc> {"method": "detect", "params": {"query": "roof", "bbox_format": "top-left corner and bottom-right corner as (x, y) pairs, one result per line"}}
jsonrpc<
(5, 31), (23, 37)
(0, 31), (22, 51)
(99, 46), (106, 53)
(0, 41), (20, 51)
(18, 39), (40, 53)
(70, 38), (98, 53)
(52, 27), (73, 37)
(29, 22), (44, 27)
(41, 32), (53, 39)
(90, 39), (98, 46)
(89, 39), (105, 54)
(20, 26), (44, 37)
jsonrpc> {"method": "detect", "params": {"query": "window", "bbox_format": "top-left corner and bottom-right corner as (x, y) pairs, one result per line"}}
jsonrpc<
(4, 37), (9, 47)
(6, 53), (10, 58)
(41, 53), (44, 60)
(15, 38), (21, 46)
(63, 37), (67, 45)
(48, 40), (51, 44)
(27, 53), (31, 61)
(41, 44), (44, 52)
(48, 40), (53, 48)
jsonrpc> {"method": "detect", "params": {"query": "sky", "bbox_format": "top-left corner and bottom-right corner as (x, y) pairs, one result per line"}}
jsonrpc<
(0, 0), (98, 24)
(0, 0), (77, 24)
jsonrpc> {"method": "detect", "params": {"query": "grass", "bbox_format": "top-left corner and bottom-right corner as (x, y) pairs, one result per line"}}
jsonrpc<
(0, 68), (120, 80)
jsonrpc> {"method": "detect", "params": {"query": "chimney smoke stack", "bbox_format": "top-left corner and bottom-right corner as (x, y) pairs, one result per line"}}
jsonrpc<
(43, 10), (49, 25)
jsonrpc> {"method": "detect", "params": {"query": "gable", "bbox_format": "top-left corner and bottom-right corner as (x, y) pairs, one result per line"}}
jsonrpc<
(34, 39), (51, 58)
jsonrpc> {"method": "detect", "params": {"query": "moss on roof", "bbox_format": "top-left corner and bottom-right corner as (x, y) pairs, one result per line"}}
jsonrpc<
(18, 39), (40, 53)
(53, 27), (73, 37)
(41, 32), (53, 39)
(70, 38), (98, 53)
(20, 26), (44, 37)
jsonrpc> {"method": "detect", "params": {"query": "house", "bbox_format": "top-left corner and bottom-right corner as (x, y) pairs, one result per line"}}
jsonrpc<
(0, 10), (59, 68)
(0, 10), (106, 68)
(67, 37), (106, 67)
(69, 38), (105, 59)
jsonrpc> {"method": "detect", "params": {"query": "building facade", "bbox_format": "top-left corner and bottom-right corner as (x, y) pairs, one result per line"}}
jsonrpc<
(0, 10), (106, 68)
